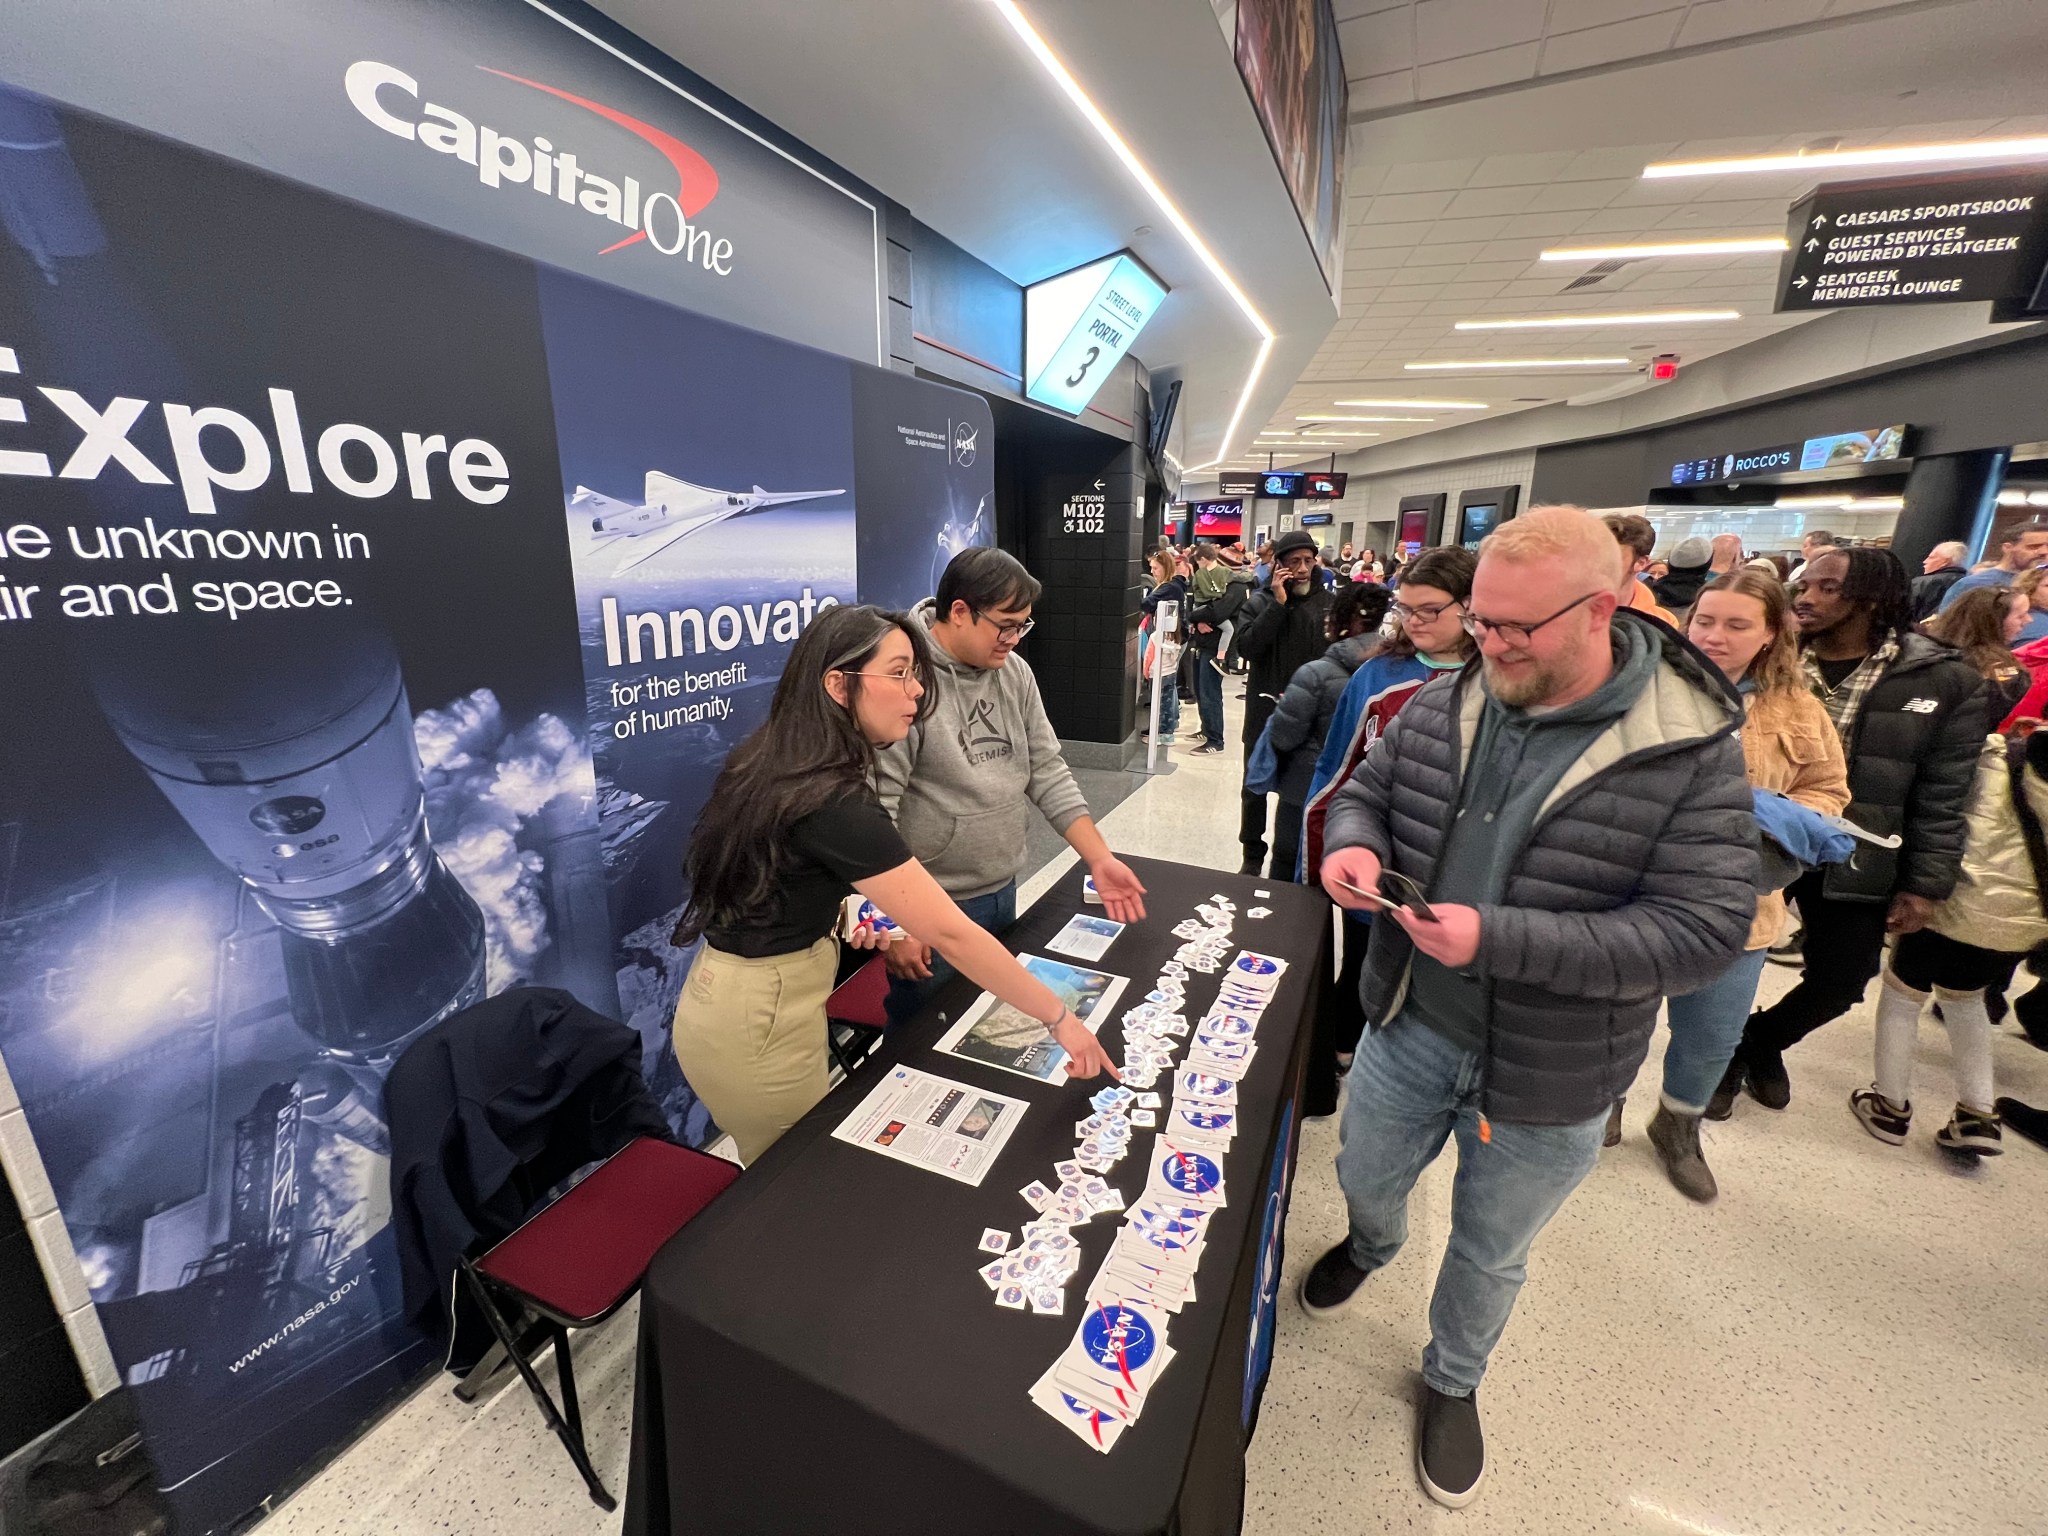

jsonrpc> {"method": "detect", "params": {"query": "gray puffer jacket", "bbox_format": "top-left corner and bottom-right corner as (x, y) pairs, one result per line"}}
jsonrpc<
(1267, 634), (1377, 804)
(1324, 611), (1759, 1125)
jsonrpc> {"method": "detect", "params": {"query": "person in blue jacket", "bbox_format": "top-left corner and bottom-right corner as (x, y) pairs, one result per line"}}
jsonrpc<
(1298, 545), (1476, 1115)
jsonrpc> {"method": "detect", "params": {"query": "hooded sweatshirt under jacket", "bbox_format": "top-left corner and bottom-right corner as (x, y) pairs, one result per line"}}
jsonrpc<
(872, 599), (1090, 900)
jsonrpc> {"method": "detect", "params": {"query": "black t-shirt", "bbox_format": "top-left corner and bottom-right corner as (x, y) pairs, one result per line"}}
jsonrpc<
(1815, 654), (1865, 690)
(705, 789), (913, 958)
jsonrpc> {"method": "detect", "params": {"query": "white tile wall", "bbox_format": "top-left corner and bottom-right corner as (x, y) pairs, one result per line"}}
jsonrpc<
(1, 1045), (121, 1397)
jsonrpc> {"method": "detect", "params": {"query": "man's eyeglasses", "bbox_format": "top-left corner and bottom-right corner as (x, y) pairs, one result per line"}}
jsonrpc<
(1392, 599), (1461, 623)
(1460, 589), (1603, 648)
(970, 608), (1035, 642)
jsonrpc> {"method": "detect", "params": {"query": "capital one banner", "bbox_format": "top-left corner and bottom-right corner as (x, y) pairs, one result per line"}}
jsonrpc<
(0, 82), (987, 1532)
(0, 0), (886, 365)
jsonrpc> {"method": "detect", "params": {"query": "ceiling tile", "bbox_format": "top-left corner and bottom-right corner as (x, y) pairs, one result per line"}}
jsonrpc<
(1824, 0), (1915, 13)
(1462, 259), (1536, 280)
(1437, 280), (1509, 300)
(1559, 145), (1678, 180)
(1413, 0), (1547, 64)
(1366, 189), (1460, 222)
(1353, 69), (1417, 111)
(1547, 0), (1684, 30)
(1512, 211), (1600, 237)
(1426, 214), (1513, 241)
(1464, 150), (1581, 188)
(1334, 0), (1413, 18)
(1523, 178), (1633, 212)
(1373, 158), (1482, 193)
(1442, 184), (1544, 217)
(1415, 40), (1542, 97)
(1676, 0), (1828, 47)
(1339, 7), (1416, 73)
(1352, 219), (1437, 248)
(1539, 10), (1683, 72)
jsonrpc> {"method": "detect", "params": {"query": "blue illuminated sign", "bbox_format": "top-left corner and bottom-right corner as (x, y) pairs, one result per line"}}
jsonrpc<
(1024, 252), (1168, 415)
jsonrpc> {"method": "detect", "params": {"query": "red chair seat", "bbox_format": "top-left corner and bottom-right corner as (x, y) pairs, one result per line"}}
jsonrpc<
(477, 1137), (739, 1325)
(827, 955), (891, 1030)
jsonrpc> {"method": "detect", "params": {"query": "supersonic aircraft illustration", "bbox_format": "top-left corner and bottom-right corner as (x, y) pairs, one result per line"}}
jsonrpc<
(576, 470), (844, 574)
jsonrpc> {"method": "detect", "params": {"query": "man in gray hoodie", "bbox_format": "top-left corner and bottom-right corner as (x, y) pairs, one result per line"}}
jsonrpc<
(875, 548), (1149, 1025)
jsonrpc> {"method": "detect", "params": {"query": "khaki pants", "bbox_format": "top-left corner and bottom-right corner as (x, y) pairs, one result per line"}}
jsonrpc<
(671, 936), (837, 1164)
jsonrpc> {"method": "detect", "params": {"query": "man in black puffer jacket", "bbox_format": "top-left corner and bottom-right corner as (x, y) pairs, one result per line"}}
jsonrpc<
(1722, 545), (1986, 1113)
(1264, 581), (1391, 880)
(1301, 507), (1757, 1510)
(1236, 530), (1333, 874)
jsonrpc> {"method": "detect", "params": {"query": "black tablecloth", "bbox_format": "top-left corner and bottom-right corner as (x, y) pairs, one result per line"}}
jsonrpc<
(624, 856), (1327, 1536)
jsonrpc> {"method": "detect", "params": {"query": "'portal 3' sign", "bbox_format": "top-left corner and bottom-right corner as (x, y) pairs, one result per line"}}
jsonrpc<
(1025, 253), (1168, 416)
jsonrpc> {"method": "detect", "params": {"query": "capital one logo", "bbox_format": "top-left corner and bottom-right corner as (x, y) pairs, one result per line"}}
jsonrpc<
(346, 60), (735, 276)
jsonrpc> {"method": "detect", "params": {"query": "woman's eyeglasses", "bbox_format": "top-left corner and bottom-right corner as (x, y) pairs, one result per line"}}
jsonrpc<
(1391, 599), (1460, 623)
(840, 666), (927, 693)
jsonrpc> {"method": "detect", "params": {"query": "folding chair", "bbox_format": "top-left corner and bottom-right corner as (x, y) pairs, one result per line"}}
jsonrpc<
(824, 954), (891, 1075)
(457, 1136), (740, 1510)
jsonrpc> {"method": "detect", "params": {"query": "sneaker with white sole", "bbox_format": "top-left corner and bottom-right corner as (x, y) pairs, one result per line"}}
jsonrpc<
(1936, 1103), (2003, 1156)
(1850, 1087), (1912, 1145)
(1297, 1241), (1371, 1317)
(1417, 1385), (1485, 1508)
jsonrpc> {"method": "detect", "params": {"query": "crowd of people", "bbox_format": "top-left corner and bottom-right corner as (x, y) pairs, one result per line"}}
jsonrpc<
(659, 512), (2048, 1509)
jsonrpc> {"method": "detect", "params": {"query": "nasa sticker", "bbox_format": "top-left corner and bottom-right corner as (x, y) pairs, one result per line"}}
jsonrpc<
(1158, 1148), (1223, 1196)
(996, 1283), (1029, 1309)
(1179, 1107), (1235, 1133)
(1179, 1071), (1234, 1099)
(1081, 1302), (1158, 1374)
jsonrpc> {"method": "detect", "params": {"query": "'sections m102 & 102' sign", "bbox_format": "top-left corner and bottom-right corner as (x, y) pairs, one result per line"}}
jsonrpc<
(1024, 252), (1167, 415)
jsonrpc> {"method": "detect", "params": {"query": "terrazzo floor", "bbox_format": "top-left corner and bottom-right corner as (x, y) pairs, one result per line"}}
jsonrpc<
(256, 683), (2048, 1536)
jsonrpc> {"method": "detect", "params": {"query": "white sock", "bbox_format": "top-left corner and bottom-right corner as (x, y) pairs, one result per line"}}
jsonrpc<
(1872, 974), (1925, 1108)
(1933, 988), (1997, 1114)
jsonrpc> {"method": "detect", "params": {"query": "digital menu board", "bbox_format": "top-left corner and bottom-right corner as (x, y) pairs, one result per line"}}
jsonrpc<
(1669, 424), (1908, 485)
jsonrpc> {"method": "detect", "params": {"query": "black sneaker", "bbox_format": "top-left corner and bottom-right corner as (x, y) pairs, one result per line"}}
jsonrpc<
(1190, 742), (1226, 756)
(1705, 1052), (1745, 1122)
(1767, 927), (1803, 966)
(1936, 1103), (2003, 1156)
(1994, 1096), (2048, 1148)
(1417, 1385), (1485, 1508)
(1298, 1242), (1371, 1317)
(1745, 1045), (1791, 1110)
(1850, 1087), (1911, 1145)
(1647, 1104), (1718, 1203)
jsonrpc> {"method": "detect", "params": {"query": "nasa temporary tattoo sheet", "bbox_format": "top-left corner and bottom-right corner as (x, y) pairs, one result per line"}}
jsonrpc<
(830, 1065), (1028, 1186)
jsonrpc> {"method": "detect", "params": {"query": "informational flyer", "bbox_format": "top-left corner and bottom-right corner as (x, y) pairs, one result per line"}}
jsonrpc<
(830, 1066), (1028, 1186)
(934, 955), (1129, 1083)
(1044, 913), (1125, 963)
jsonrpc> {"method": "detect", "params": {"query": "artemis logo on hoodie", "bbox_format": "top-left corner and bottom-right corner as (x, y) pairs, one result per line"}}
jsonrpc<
(959, 697), (1013, 763)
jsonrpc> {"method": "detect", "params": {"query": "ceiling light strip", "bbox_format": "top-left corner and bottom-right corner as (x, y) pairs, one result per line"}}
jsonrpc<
(1295, 414), (1433, 422)
(987, 0), (1273, 467)
(1405, 358), (1633, 371)
(1454, 310), (1739, 330)
(1333, 398), (1490, 410)
(1540, 237), (1789, 261)
(1643, 136), (2048, 179)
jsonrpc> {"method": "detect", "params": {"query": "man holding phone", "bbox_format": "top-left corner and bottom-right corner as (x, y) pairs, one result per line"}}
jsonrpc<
(1302, 507), (1756, 1509)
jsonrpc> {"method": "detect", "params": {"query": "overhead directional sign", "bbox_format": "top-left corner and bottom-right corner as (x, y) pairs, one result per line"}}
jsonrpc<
(1776, 169), (2048, 311)
(1024, 251), (1168, 414)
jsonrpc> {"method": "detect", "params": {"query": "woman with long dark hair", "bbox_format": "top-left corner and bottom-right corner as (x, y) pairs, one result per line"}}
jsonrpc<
(671, 604), (1114, 1161)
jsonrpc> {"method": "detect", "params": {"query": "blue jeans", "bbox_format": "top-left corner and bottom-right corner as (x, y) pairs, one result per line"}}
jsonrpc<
(883, 881), (1017, 1028)
(1660, 945), (1770, 1113)
(1336, 1017), (1606, 1397)
(1150, 677), (1180, 738)
(1192, 652), (1225, 748)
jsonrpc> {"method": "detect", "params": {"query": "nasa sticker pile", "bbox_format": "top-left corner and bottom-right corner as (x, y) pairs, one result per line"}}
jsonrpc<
(999, 893), (1287, 1452)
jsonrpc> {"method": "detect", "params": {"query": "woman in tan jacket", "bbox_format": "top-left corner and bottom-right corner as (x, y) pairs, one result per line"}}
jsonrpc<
(1850, 726), (2048, 1159)
(1638, 568), (1850, 1202)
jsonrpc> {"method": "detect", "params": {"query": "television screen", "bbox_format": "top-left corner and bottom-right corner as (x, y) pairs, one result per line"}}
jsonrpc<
(1260, 471), (1304, 498)
(1217, 472), (1261, 496)
(1301, 472), (1347, 500)
(1190, 500), (1243, 539)
(1398, 508), (1430, 560)
(1458, 503), (1500, 551)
